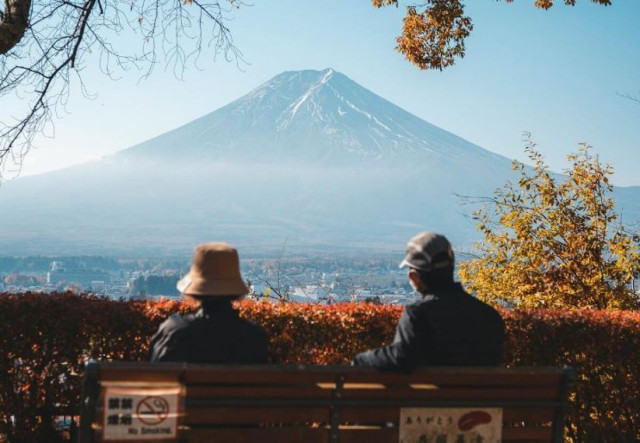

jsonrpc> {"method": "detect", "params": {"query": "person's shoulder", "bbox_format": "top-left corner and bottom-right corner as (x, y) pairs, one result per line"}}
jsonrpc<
(457, 287), (503, 319)
(158, 313), (194, 333)
(454, 284), (485, 303)
(239, 318), (268, 336)
(229, 314), (266, 338)
(404, 298), (434, 318)
(411, 293), (440, 310)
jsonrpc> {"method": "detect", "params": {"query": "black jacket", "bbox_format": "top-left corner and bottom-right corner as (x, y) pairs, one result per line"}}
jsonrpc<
(353, 283), (505, 371)
(149, 303), (269, 364)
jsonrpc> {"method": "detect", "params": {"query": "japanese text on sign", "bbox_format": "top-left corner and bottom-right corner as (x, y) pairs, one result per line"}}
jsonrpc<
(399, 408), (502, 443)
(103, 387), (180, 440)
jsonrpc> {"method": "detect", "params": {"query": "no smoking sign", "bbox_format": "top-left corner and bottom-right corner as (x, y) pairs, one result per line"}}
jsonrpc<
(103, 387), (180, 440)
(137, 396), (170, 426)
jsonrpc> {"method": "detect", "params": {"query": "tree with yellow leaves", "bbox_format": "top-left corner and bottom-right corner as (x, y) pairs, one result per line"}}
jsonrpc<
(458, 138), (640, 309)
(374, 0), (612, 71)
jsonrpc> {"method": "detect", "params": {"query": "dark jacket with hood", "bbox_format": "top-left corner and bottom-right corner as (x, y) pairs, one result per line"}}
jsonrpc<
(149, 302), (268, 364)
(353, 283), (504, 371)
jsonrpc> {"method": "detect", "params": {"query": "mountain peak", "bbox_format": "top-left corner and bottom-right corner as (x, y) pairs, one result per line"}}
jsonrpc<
(249, 68), (338, 98)
(276, 68), (336, 130)
(10, 69), (638, 256)
(120, 68), (503, 163)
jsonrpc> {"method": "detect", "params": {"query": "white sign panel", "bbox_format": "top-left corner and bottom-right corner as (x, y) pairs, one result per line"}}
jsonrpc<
(399, 408), (502, 443)
(102, 387), (180, 440)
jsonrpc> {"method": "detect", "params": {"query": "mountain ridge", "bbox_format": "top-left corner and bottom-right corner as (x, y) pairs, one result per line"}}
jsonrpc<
(117, 68), (509, 165)
(0, 69), (637, 255)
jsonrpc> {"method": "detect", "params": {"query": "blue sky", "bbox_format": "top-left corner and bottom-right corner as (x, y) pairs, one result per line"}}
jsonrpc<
(8, 0), (640, 185)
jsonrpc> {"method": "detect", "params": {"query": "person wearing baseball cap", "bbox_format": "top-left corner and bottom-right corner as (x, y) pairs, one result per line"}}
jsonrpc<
(149, 242), (268, 363)
(353, 231), (504, 371)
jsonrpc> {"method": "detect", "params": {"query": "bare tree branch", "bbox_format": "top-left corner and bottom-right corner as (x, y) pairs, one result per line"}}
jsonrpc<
(617, 91), (640, 105)
(0, 0), (244, 178)
(0, 0), (618, 177)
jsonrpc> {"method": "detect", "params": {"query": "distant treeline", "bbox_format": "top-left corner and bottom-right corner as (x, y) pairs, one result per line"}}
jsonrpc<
(0, 256), (122, 272)
(130, 275), (180, 297)
(0, 256), (188, 273)
(243, 257), (402, 277)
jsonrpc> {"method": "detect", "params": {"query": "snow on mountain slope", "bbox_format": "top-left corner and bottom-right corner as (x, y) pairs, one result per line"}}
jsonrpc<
(1, 69), (637, 255)
(118, 68), (509, 165)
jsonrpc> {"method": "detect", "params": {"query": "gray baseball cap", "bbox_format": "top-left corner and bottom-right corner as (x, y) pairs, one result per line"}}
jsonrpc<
(399, 231), (454, 271)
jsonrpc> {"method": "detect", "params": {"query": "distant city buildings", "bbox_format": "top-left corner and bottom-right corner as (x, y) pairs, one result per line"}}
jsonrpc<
(2, 255), (418, 304)
(47, 261), (111, 286)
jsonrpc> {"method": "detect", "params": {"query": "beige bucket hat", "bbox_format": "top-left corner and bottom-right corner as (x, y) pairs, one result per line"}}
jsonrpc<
(177, 242), (249, 297)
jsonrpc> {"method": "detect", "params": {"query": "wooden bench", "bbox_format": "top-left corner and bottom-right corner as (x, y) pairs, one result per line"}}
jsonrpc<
(78, 362), (574, 443)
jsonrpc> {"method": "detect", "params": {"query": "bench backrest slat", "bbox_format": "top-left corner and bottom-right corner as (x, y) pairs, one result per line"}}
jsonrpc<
(79, 363), (574, 443)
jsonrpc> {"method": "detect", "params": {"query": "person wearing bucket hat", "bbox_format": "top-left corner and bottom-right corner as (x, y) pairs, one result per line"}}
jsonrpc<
(149, 243), (268, 363)
(353, 231), (504, 371)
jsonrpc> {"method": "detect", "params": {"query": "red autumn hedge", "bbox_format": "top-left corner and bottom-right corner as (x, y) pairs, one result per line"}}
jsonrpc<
(0, 292), (639, 442)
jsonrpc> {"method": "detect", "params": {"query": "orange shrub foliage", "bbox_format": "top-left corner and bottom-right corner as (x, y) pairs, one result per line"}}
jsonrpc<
(0, 292), (157, 442)
(238, 300), (401, 364)
(504, 309), (640, 442)
(1, 292), (639, 442)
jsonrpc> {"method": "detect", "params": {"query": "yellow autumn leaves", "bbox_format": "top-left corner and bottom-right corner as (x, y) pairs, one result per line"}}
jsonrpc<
(459, 139), (640, 309)
(373, 0), (613, 70)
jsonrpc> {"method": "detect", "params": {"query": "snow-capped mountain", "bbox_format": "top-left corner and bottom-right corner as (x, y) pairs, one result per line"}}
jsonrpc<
(0, 69), (637, 255)
(118, 68), (506, 164)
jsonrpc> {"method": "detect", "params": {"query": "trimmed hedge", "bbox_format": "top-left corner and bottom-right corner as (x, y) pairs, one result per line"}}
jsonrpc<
(0, 292), (639, 442)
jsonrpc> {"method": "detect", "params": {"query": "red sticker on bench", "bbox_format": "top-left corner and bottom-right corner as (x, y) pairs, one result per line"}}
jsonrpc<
(458, 410), (492, 431)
